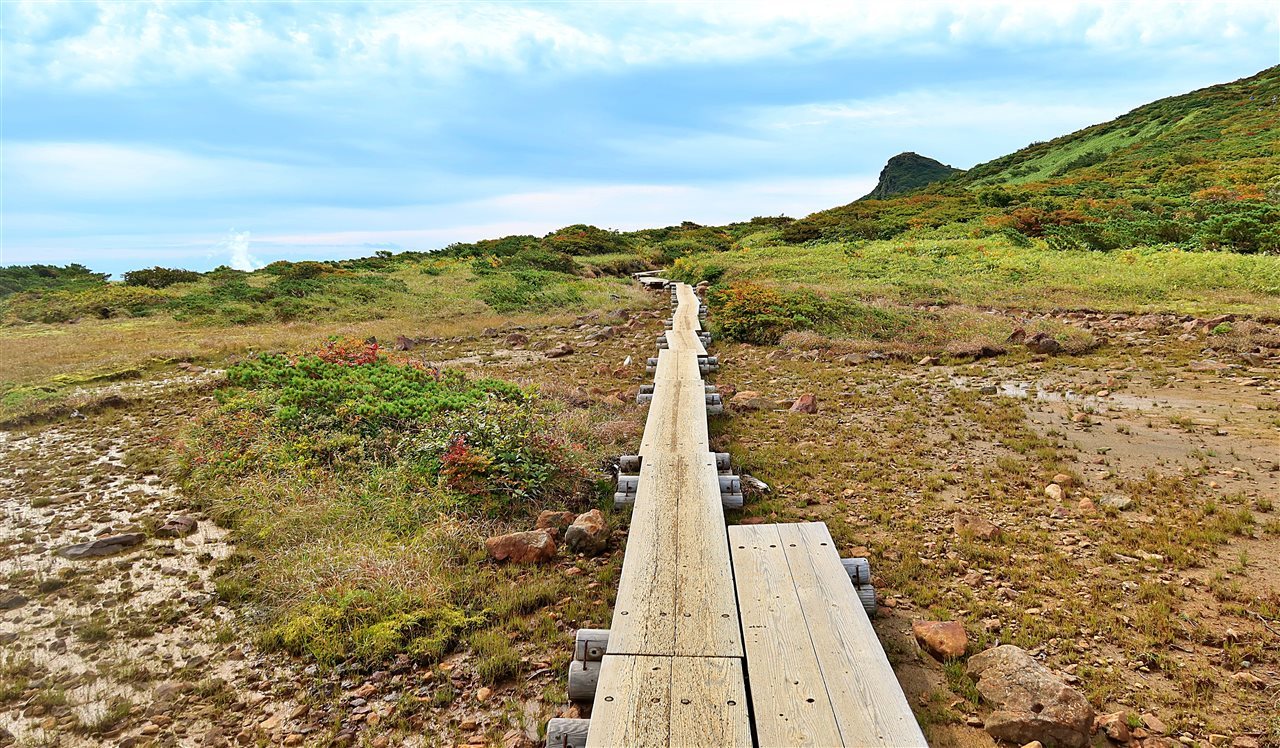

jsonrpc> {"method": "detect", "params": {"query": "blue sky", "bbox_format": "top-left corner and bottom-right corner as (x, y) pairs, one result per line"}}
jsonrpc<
(2, 1), (1278, 275)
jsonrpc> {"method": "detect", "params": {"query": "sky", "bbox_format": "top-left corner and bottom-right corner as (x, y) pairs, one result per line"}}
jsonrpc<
(2, 1), (1278, 276)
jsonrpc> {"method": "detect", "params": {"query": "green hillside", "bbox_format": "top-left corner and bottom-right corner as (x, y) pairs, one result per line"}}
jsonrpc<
(859, 152), (963, 200)
(784, 65), (1280, 253)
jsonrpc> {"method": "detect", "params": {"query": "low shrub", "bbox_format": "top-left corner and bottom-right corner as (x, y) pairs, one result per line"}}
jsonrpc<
(123, 266), (201, 288)
(5, 284), (171, 323)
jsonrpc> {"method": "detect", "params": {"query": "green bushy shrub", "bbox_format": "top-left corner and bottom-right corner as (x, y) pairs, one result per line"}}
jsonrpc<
(477, 270), (584, 312)
(5, 285), (171, 323)
(123, 267), (201, 288)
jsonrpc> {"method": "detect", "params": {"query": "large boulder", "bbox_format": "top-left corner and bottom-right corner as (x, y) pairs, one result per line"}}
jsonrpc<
(967, 645), (1094, 748)
(56, 533), (146, 560)
(484, 529), (557, 564)
(564, 510), (609, 555)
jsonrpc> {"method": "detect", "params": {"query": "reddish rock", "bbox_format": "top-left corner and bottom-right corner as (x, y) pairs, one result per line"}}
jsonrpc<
(545, 343), (574, 359)
(729, 390), (772, 411)
(789, 394), (818, 414)
(535, 511), (576, 534)
(912, 620), (967, 660)
(953, 514), (1002, 541)
(565, 509), (609, 555)
(485, 529), (557, 564)
(155, 515), (198, 538)
(505, 333), (529, 346)
(1095, 712), (1132, 743)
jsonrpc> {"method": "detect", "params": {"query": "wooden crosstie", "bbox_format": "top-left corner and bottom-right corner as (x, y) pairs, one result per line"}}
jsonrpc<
(548, 281), (927, 747)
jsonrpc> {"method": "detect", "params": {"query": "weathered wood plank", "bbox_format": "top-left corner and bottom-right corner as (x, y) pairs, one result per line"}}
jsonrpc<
(586, 655), (672, 747)
(729, 523), (844, 747)
(607, 459), (678, 656)
(664, 328), (707, 355)
(781, 522), (927, 747)
(639, 381), (709, 457)
(669, 656), (752, 746)
(586, 655), (751, 748)
(671, 453), (743, 657)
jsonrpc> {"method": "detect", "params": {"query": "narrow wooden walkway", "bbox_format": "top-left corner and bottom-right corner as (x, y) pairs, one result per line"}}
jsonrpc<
(550, 281), (926, 747)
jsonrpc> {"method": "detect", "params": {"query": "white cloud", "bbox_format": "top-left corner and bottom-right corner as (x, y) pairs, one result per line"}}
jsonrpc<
(4, 1), (1275, 90)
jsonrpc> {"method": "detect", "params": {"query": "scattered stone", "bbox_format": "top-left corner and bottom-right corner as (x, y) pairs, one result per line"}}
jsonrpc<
(1232, 737), (1260, 748)
(789, 394), (818, 414)
(485, 529), (557, 564)
(966, 645), (1094, 748)
(1044, 483), (1065, 501)
(1096, 711), (1133, 743)
(155, 515), (198, 538)
(0, 590), (28, 611)
(545, 343), (575, 359)
(1141, 713), (1167, 735)
(565, 510), (609, 555)
(729, 391), (772, 411)
(911, 620), (967, 660)
(56, 533), (145, 559)
(966, 716), (984, 727)
(1230, 671), (1266, 689)
(918, 356), (940, 366)
(1077, 498), (1095, 513)
(476, 687), (493, 702)
(979, 385), (999, 395)
(505, 333), (529, 347)
(1025, 333), (1062, 355)
(1021, 742), (1043, 748)
(953, 514), (1002, 541)
(1051, 473), (1073, 486)
(1098, 494), (1133, 511)
(535, 511), (576, 534)
(1006, 328), (1027, 344)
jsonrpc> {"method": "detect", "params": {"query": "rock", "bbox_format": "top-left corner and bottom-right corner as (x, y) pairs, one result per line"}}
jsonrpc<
(1021, 743), (1043, 748)
(0, 590), (28, 611)
(36, 579), (67, 594)
(505, 333), (529, 347)
(918, 356), (940, 366)
(1044, 483), (1065, 501)
(979, 385), (999, 395)
(1098, 494), (1133, 511)
(789, 394), (818, 414)
(953, 514), (1002, 541)
(535, 511), (576, 534)
(1232, 737), (1260, 748)
(56, 533), (145, 559)
(1096, 711), (1132, 742)
(155, 515), (198, 538)
(1025, 333), (1062, 355)
(840, 354), (868, 366)
(1230, 671), (1266, 689)
(545, 343), (574, 359)
(565, 510), (609, 555)
(393, 335), (417, 351)
(911, 620), (967, 660)
(1141, 713), (1167, 735)
(485, 530), (557, 564)
(729, 391), (772, 411)
(1051, 473), (1073, 486)
(1006, 328), (1027, 344)
(966, 645), (1094, 748)
(1077, 498), (1095, 513)
(476, 687), (492, 702)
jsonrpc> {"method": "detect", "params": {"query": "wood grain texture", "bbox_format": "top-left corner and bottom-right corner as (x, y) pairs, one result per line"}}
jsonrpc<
(782, 522), (927, 747)
(730, 522), (928, 747)
(586, 655), (751, 748)
(730, 523), (843, 747)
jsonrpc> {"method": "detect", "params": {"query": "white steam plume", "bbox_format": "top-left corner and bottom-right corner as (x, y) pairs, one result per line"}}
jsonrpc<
(221, 230), (261, 271)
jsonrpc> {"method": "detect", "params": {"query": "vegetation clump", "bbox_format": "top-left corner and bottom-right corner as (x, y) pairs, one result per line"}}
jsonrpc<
(178, 338), (597, 669)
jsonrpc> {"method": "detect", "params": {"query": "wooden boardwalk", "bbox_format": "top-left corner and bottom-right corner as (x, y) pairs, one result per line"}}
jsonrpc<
(549, 281), (926, 747)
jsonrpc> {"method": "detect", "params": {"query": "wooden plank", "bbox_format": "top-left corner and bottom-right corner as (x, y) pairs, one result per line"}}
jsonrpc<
(672, 454), (742, 657)
(587, 655), (672, 748)
(609, 455), (740, 657)
(664, 328), (707, 355)
(607, 459), (678, 656)
(587, 655), (751, 748)
(639, 382), (709, 457)
(780, 523), (928, 747)
(653, 349), (702, 381)
(670, 656), (752, 746)
(730, 523), (844, 747)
